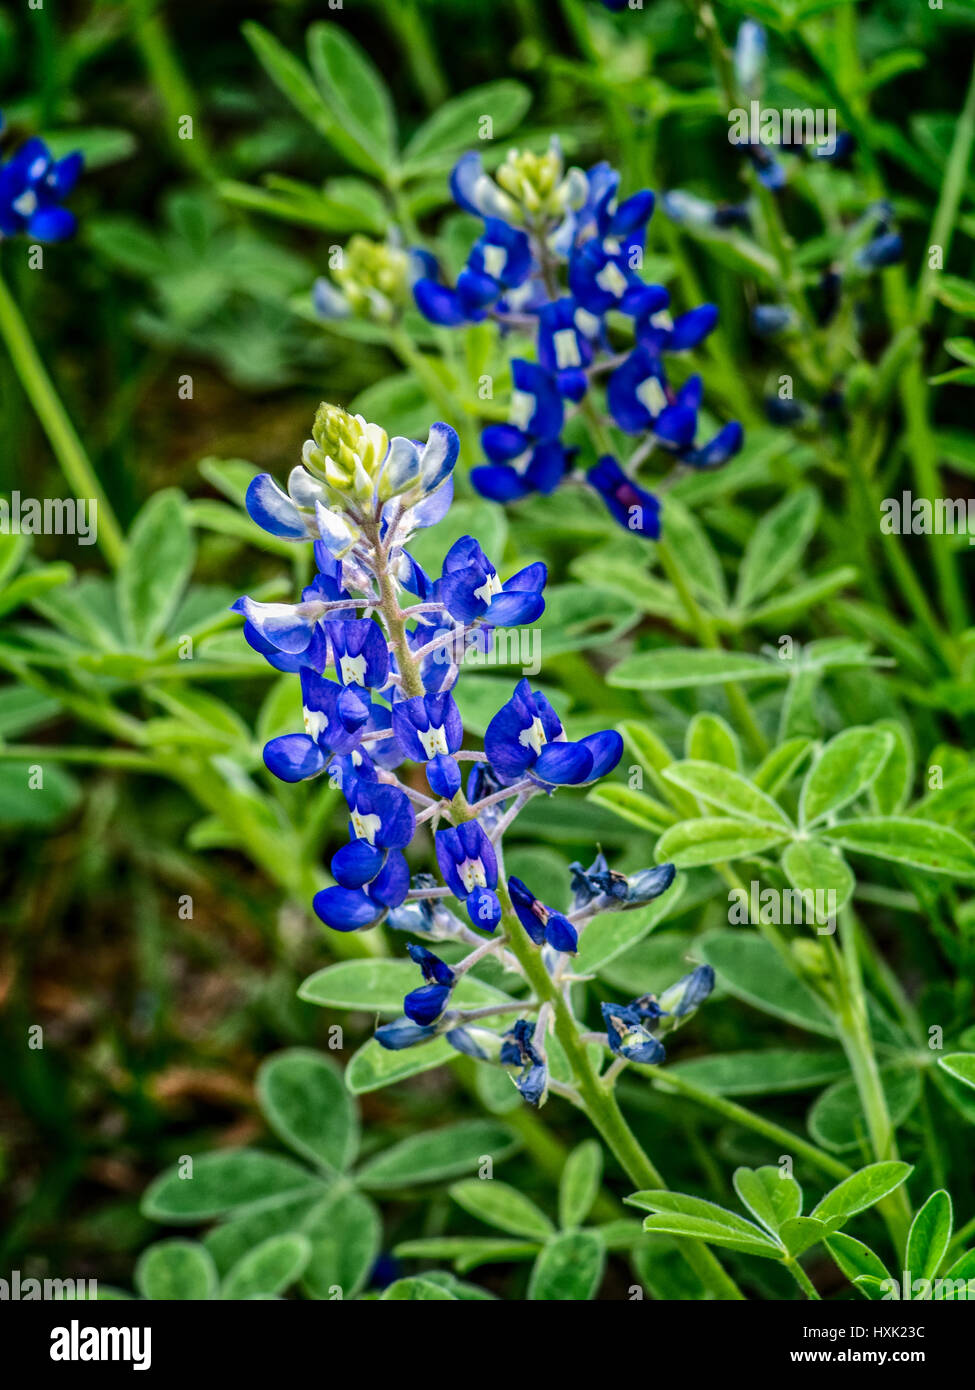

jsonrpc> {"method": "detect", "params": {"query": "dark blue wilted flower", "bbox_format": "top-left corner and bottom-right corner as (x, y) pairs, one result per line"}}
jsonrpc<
(586, 456), (661, 539)
(500, 1018), (548, 1106)
(569, 852), (676, 916)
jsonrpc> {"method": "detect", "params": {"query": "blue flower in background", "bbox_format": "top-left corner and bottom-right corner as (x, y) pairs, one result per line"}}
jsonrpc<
(602, 1002), (667, 1065)
(586, 456), (661, 539)
(472, 359), (570, 503)
(500, 1019), (548, 1106)
(0, 123), (83, 241)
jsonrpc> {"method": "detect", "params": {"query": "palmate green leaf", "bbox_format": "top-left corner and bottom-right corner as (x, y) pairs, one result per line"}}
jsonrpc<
(609, 647), (784, 690)
(671, 1049), (847, 1096)
(117, 490), (195, 650)
(826, 1232), (892, 1293)
(778, 1217), (830, 1258)
(574, 873), (684, 974)
(809, 1071), (921, 1153)
(735, 487), (819, 610)
(869, 720), (914, 814)
(753, 737), (813, 795)
(655, 817), (790, 867)
(394, 1236), (540, 1272)
(733, 1167), (803, 1236)
(300, 1188), (381, 1300)
(220, 1233), (311, 1300)
(819, 818), (975, 878)
(698, 932), (837, 1036)
(663, 761), (792, 827)
(528, 1230), (605, 1300)
(450, 1179), (555, 1241)
(686, 712), (741, 770)
(135, 1240), (218, 1301)
(418, 1271), (496, 1301)
(637, 1213), (781, 1257)
(0, 761), (81, 828)
(742, 566), (858, 629)
(203, 1192), (325, 1276)
(141, 1151), (321, 1223)
(799, 727), (894, 827)
(938, 1249), (975, 1297)
(781, 839), (855, 920)
(558, 1141), (603, 1230)
(344, 1037), (454, 1093)
(307, 23), (395, 170)
(938, 1053), (975, 1091)
(906, 1190), (953, 1284)
(401, 81), (532, 172)
(357, 1121), (519, 1189)
(619, 719), (696, 812)
(933, 274), (975, 316)
(810, 1162), (914, 1226)
(660, 498), (727, 608)
(626, 1189), (778, 1248)
(531, 584), (641, 656)
(256, 1049), (359, 1173)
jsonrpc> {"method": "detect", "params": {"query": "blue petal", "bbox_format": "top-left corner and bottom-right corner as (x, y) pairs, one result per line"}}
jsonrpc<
(332, 839), (386, 888)
(245, 474), (308, 539)
(313, 886), (383, 931)
(263, 734), (327, 783)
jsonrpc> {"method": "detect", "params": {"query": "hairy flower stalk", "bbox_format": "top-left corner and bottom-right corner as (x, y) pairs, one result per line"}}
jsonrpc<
(234, 401), (743, 1298)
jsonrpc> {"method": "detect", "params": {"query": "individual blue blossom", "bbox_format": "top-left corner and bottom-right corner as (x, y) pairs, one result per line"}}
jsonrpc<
(636, 302), (719, 355)
(413, 218), (532, 325)
(500, 1019), (548, 1106)
(262, 669), (399, 783)
(403, 943), (456, 1025)
(535, 297), (595, 401)
(444, 1024), (506, 1062)
(391, 690), (464, 799)
(734, 20), (767, 95)
(326, 617), (390, 692)
(602, 964), (716, 1063)
(472, 360), (569, 502)
(662, 189), (750, 232)
(438, 535), (547, 627)
(484, 677), (623, 786)
(751, 304), (797, 337)
(0, 127), (83, 242)
(586, 456), (661, 539)
(508, 876), (578, 953)
(435, 822), (502, 931)
(855, 231), (903, 271)
(375, 1016), (449, 1050)
(569, 221), (667, 319)
(312, 777), (415, 931)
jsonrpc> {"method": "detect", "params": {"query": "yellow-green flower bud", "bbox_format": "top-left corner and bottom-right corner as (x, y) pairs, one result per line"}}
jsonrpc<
(495, 143), (584, 222)
(303, 403), (389, 505)
(334, 236), (410, 322)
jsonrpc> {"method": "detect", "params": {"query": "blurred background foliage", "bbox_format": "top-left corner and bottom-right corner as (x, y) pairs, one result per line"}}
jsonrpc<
(1, 0), (974, 1296)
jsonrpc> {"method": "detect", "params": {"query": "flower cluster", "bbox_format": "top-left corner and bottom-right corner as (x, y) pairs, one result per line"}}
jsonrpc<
(0, 114), (82, 242)
(234, 403), (713, 1103)
(412, 138), (743, 540)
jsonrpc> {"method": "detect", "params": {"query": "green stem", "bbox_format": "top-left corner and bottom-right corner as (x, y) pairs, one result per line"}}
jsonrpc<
(636, 1066), (851, 1181)
(785, 1257), (821, 1301)
(0, 266), (125, 569)
(498, 885), (745, 1299)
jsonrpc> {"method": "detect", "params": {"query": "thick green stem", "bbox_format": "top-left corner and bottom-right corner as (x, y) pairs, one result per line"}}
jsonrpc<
(0, 266), (125, 568)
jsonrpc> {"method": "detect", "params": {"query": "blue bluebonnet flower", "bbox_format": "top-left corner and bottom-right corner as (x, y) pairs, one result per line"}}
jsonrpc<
(236, 401), (706, 1101)
(472, 360), (569, 502)
(392, 690), (463, 798)
(0, 121), (83, 241)
(403, 943), (456, 1024)
(586, 456), (661, 538)
(485, 677), (623, 786)
(410, 140), (741, 537)
(751, 304), (796, 337)
(413, 218), (533, 325)
(602, 1003), (667, 1064)
(509, 877), (578, 953)
(662, 189), (751, 232)
(500, 1019), (548, 1106)
(435, 822), (502, 931)
(438, 535), (547, 627)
